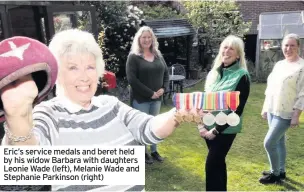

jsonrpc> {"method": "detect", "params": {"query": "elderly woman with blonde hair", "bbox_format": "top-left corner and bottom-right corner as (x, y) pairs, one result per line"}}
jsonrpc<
(259, 33), (304, 184)
(200, 35), (250, 191)
(0, 29), (202, 191)
(126, 26), (169, 164)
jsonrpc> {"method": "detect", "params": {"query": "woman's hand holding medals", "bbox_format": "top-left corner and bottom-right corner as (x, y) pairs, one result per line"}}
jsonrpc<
(173, 108), (217, 140)
(174, 108), (205, 125)
(173, 92), (205, 125)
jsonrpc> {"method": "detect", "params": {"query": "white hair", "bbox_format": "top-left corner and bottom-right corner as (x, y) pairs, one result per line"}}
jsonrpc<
(282, 33), (300, 46)
(282, 33), (301, 55)
(48, 29), (105, 96)
(130, 26), (161, 57)
(205, 35), (248, 91)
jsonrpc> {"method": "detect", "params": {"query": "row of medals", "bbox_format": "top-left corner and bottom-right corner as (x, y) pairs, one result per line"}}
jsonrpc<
(184, 110), (240, 127)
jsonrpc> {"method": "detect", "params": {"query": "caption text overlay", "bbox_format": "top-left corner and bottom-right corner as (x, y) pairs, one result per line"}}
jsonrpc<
(0, 146), (145, 185)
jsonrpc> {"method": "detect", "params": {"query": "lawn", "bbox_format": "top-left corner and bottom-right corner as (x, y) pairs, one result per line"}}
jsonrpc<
(145, 82), (304, 191)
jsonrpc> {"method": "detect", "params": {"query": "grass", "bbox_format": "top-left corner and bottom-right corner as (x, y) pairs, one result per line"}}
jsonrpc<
(145, 82), (304, 191)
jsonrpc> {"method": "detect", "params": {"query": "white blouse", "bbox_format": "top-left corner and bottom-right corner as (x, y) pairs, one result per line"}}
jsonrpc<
(262, 57), (304, 119)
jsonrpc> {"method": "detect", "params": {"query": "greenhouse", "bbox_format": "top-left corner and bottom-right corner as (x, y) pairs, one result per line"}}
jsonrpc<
(256, 10), (304, 81)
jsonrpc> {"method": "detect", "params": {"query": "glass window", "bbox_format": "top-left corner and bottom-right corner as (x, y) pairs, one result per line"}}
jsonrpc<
(259, 11), (304, 39)
(281, 12), (301, 24)
(53, 11), (92, 34)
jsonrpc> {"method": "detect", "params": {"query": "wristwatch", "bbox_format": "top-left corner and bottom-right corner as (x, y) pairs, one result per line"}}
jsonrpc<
(212, 128), (219, 135)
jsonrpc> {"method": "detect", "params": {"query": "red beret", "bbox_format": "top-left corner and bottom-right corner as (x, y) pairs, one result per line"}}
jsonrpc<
(0, 36), (58, 122)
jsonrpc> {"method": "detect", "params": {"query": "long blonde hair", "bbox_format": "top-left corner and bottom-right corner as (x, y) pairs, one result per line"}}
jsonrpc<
(205, 35), (247, 91)
(130, 26), (161, 57)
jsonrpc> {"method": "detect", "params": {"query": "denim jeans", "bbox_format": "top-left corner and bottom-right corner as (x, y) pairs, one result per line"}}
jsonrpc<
(132, 99), (161, 153)
(264, 113), (291, 175)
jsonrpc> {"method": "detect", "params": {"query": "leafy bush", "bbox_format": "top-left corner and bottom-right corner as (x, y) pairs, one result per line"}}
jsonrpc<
(81, 1), (143, 76)
(139, 4), (184, 20)
(183, 1), (251, 51)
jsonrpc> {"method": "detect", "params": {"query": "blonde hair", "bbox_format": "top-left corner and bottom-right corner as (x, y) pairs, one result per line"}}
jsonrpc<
(48, 29), (105, 96)
(130, 26), (161, 57)
(205, 35), (247, 91)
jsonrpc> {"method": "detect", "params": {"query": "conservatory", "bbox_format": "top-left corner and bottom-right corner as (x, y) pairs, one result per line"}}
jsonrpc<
(256, 10), (304, 81)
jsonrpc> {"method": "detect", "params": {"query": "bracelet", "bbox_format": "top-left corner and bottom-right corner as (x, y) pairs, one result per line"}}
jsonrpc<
(4, 122), (34, 143)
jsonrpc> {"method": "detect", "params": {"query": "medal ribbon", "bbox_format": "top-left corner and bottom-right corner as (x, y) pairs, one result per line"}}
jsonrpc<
(202, 93), (206, 110)
(205, 92), (216, 110)
(197, 93), (202, 109)
(215, 92), (219, 110)
(192, 93), (196, 109)
(190, 93), (194, 110)
(175, 93), (180, 110)
(200, 92), (205, 110)
(223, 92), (228, 109)
(173, 92), (237, 111)
(219, 92), (223, 110)
(185, 93), (190, 110)
(226, 92), (231, 110)
(204, 93), (209, 110)
(217, 91), (228, 110)
(180, 93), (185, 109)
(227, 91), (240, 111)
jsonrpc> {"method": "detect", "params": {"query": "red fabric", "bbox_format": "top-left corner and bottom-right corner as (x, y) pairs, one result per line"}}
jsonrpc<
(0, 36), (58, 122)
(0, 37), (58, 86)
(104, 71), (116, 89)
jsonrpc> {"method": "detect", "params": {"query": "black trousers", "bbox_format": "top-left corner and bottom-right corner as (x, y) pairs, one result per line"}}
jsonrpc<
(205, 134), (236, 191)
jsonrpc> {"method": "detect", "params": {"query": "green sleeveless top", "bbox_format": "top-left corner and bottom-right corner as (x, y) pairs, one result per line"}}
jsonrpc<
(205, 62), (250, 134)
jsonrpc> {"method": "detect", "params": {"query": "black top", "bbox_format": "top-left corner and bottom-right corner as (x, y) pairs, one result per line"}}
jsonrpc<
(216, 62), (251, 133)
(126, 53), (169, 103)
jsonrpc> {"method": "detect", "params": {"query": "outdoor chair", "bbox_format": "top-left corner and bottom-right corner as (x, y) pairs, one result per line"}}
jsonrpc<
(163, 64), (186, 105)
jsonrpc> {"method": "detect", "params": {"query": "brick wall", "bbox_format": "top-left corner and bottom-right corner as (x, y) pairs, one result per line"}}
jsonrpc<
(237, 1), (304, 34)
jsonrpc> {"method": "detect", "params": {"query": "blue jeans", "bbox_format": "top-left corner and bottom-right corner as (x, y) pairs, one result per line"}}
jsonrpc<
(264, 113), (291, 175)
(132, 99), (161, 153)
